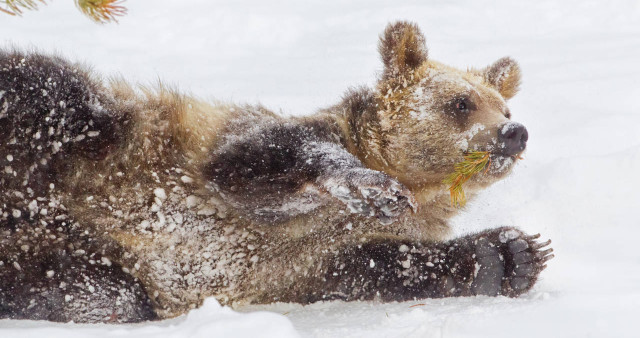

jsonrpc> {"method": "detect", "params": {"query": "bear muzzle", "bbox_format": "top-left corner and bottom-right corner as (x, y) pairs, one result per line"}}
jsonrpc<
(497, 122), (528, 156)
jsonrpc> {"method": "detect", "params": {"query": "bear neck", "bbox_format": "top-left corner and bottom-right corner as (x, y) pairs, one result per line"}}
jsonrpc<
(332, 87), (384, 168)
(327, 86), (470, 215)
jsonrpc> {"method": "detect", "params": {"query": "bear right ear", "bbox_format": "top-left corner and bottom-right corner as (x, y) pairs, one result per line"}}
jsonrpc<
(379, 21), (428, 80)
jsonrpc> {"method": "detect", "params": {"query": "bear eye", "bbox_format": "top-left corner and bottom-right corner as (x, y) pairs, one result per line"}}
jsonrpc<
(455, 98), (470, 113)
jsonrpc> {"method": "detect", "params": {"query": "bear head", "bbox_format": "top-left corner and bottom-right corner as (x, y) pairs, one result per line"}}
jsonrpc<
(354, 21), (527, 196)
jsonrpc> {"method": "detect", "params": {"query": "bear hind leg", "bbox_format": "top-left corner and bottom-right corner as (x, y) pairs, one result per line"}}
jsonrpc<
(0, 250), (157, 323)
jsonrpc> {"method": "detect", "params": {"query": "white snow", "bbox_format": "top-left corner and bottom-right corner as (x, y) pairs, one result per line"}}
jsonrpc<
(185, 195), (202, 208)
(153, 188), (167, 201)
(2, 0), (640, 337)
(0, 299), (297, 338)
(100, 257), (112, 267)
(180, 175), (193, 184)
(456, 123), (486, 151)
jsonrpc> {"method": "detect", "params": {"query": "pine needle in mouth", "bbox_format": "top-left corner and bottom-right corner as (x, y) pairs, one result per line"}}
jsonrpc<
(442, 151), (491, 207)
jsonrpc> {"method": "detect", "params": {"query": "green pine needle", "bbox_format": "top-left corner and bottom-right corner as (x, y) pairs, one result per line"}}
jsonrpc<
(1, 0), (126, 23)
(443, 151), (491, 207)
(75, 0), (126, 24)
(0, 0), (44, 16)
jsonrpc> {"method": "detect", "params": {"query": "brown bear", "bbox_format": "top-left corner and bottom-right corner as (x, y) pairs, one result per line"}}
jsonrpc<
(0, 21), (553, 323)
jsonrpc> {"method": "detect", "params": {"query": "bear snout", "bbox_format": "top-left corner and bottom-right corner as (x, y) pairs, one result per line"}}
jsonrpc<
(497, 122), (528, 156)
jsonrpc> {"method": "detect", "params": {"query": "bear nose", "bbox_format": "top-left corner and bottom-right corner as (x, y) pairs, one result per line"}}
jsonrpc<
(497, 122), (528, 156)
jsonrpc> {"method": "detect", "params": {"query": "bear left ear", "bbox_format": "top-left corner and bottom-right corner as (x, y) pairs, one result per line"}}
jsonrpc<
(379, 21), (428, 79)
(483, 57), (521, 100)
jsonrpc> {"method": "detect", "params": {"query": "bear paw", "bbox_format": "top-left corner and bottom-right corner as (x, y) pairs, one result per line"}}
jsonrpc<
(358, 180), (416, 225)
(471, 227), (553, 297)
(321, 169), (416, 225)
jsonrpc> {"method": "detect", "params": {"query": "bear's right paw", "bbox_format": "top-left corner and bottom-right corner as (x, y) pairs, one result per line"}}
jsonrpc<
(321, 169), (416, 225)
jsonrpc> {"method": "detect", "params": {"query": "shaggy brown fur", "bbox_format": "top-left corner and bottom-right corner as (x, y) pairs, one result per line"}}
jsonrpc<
(0, 21), (552, 323)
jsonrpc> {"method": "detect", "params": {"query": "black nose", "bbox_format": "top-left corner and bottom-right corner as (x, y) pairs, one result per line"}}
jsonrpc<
(497, 122), (528, 156)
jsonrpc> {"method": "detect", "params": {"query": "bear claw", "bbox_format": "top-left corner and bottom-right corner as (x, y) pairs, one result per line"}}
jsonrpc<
(532, 239), (551, 249)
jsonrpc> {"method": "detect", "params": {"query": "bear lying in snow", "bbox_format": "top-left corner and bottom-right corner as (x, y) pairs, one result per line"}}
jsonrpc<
(0, 21), (553, 323)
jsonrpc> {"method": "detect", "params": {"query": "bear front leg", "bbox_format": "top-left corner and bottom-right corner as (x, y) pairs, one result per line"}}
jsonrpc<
(206, 122), (415, 224)
(304, 141), (416, 224)
(316, 227), (553, 302)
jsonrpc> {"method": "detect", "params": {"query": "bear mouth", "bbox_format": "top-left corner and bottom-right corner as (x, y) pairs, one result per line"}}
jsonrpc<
(486, 152), (524, 175)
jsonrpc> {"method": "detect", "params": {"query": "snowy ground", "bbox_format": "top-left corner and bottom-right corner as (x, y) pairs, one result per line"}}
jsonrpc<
(2, 0), (640, 337)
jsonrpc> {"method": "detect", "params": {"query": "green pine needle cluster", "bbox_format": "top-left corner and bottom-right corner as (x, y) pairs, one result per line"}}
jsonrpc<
(443, 151), (491, 207)
(76, 0), (126, 24)
(0, 0), (43, 16)
(1, 0), (126, 23)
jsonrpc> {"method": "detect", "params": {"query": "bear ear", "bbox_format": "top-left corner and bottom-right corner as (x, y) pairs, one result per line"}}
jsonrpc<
(483, 57), (521, 100)
(379, 21), (428, 79)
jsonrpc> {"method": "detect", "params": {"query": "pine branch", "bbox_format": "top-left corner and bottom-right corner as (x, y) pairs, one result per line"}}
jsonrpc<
(75, 0), (126, 23)
(442, 151), (491, 207)
(1, 0), (126, 23)
(0, 0), (44, 16)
